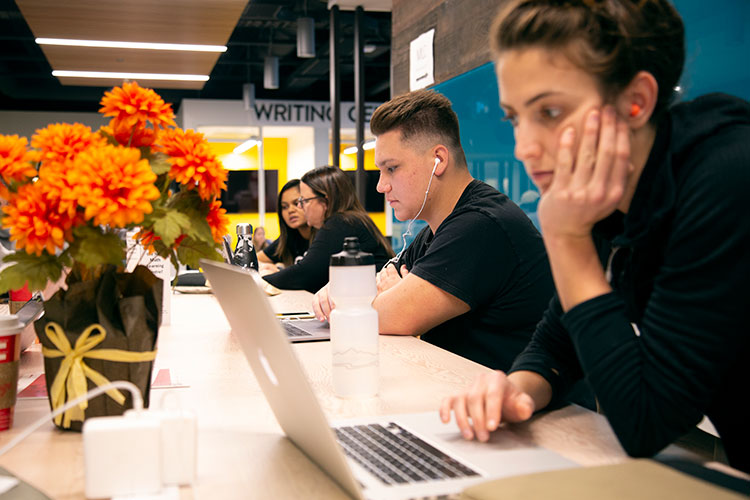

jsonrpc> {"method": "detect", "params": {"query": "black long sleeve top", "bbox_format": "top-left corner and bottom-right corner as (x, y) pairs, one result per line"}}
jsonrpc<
(262, 213), (392, 293)
(510, 94), (750, 473)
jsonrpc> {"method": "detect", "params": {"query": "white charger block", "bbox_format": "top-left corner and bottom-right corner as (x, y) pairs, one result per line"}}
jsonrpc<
(83, 413), (162, 499)
(153, 409), (197, 486)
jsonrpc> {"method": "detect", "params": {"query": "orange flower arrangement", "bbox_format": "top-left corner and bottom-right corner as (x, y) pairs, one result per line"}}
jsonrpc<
(0, 82), (229, 292)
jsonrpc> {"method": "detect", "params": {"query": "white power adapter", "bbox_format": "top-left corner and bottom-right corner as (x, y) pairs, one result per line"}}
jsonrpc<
(83, 412), (162, 498)
(143, 409), (197, 486)
(83, 409), (196, 498)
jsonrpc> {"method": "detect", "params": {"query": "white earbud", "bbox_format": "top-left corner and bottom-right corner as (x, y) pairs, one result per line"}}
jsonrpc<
(431, 157), (440, 176)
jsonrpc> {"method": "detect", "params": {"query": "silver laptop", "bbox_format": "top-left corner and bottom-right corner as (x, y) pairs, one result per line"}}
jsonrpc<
(202, 260), (576, 500)
(279, 317), (330, 342)
(207, 258), (330, 342)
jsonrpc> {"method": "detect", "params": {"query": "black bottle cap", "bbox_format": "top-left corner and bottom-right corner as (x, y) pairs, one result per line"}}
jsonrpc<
(329, 236), (375, 266)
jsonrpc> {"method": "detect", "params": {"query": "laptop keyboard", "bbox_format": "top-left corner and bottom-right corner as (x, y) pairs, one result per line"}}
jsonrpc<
(281, 321), (313, 337)
(334, 423), (479, 485)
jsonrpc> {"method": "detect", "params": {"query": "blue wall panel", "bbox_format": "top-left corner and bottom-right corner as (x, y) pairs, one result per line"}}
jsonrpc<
(390, 0), (750, 251)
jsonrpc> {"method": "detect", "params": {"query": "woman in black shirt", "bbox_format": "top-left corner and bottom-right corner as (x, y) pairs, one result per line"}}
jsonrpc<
(263, 166), (393, 293)
(258, 179), (311, 270)
(440, 0), (750, 473)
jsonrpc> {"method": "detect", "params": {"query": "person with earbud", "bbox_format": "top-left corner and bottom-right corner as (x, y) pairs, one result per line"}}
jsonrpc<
(313, 89), (557, 374)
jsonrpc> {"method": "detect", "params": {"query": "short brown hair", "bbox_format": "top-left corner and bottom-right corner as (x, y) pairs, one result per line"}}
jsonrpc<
(370, 89), (467, 166)
(490, 0), (685, 120)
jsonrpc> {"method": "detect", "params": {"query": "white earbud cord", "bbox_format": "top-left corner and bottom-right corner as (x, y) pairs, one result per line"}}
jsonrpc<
(384, 159), (439, 269)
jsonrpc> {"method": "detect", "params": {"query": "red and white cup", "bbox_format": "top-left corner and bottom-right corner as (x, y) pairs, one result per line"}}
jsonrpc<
(0, 314), (24, 431)
(9, 283), (32, 315)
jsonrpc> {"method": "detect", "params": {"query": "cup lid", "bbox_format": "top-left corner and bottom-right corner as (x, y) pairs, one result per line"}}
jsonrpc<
(0, 314), (25, 336)
(330, 237), (375, 266)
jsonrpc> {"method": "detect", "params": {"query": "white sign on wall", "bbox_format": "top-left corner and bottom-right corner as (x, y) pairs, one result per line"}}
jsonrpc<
(409, 28), (435, 91)
(180, 99), (382, 130)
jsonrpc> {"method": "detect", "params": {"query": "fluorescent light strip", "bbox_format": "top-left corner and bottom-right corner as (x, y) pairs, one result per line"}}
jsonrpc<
(52, 70), (209, 82)
(233, 139), (260, 154)
(343, 140), (376, 155)
(37, 38), (226, 53)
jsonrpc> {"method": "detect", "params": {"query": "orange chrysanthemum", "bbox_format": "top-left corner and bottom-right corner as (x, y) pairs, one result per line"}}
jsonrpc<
(134, 229), (187, 254)
(99, 81), (176, 132)
(102, 121), (160, 148)
(31, 123), (107, 166)
(2, 183), (77, 256)
(37, 161), (81, 220)
(206, 199), (229, 243)
(133, 228), (160, 254)
(157, 128), (228, 200)
(72, 145), (160, 228)
(0, 134), (38, 197)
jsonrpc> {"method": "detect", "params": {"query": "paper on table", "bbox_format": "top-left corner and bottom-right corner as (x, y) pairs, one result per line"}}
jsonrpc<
(17, 368), (188, 400)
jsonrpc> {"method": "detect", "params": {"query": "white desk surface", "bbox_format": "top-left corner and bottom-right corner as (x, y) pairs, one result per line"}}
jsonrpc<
(0, 291), (712, 499)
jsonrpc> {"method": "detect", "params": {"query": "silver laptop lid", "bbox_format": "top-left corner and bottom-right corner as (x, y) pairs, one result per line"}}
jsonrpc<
(201, 259), (364, 500)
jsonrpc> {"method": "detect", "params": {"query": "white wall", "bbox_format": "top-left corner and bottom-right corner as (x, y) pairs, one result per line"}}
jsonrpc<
(0, 111), (106, 139)
(263, 126), (316, 180)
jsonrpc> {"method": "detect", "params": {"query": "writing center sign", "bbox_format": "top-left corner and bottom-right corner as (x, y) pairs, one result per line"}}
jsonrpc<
(248, 100), (381, 127)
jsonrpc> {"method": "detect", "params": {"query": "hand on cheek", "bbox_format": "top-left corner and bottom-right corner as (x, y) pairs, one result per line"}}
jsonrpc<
(539, 106), (631, 238)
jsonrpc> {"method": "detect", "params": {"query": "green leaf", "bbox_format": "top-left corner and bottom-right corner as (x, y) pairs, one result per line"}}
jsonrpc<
(67, 225), (125, 268)
(149, 152), (172, 176)
(153, 210), (191, 246)
(98, 128), (118, 146)
(0, 252), (64, 294)
(176, 237), (223, 268)
(185, 216), (214, 245)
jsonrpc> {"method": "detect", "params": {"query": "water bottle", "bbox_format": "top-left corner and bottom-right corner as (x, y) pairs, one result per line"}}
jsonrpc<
(329, 236), (378, 398)
(233, 223), (259, 272)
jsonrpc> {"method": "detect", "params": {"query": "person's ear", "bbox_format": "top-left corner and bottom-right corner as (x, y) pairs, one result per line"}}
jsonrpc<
(432, 145), (450, 176)
(617, 70), (658, 128)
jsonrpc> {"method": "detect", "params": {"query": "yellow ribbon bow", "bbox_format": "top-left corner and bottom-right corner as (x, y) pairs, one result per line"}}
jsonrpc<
(41, 321), (157, 428)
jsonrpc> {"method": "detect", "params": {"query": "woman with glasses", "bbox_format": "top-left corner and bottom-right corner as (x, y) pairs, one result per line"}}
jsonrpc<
(257, 179), (312, 272)
(440, 0), (750, 472)
(263, 166), (394, 293)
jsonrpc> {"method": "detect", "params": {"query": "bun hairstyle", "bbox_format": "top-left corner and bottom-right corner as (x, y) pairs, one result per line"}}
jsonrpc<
(490, 0), (685, 120)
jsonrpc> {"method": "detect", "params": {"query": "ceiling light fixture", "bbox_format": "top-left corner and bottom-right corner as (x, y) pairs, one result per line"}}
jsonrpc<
(343, 145), (358, 155)
(52, 70), (209, 81)
(297, 0), (315, 58)
(264, 56), (279, 89)
(36, 38), (227, 52)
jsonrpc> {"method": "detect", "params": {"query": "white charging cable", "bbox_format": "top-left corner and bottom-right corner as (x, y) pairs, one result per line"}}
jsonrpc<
(0, 380), (143, 457)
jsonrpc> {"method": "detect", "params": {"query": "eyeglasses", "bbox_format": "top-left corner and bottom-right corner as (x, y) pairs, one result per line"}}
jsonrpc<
(294, 195), (324, 208)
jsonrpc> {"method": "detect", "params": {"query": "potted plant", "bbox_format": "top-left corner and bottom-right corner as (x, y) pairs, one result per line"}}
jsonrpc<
(0, 81), (230, 429)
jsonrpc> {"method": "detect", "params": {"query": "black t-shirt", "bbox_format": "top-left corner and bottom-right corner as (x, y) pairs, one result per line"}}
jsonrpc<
(263, 213), (391, 293)
(263, 233), (309, 265)
(399, 179), (554, 370)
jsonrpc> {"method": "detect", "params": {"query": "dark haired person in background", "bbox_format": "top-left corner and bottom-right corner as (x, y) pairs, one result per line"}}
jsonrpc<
(258, 179), (311, 272)
(313, 89), (555, 372)
(263, 166), (393, 293)
(441, 0), (750, 473)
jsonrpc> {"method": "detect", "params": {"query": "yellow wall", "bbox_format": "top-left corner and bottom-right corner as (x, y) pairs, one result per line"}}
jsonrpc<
(337, 148), (377, 171)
